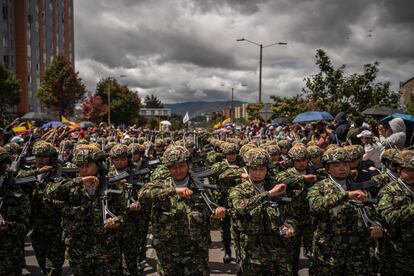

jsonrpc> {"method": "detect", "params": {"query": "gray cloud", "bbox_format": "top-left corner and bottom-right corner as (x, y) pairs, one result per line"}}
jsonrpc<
(74, 0), (414, 104)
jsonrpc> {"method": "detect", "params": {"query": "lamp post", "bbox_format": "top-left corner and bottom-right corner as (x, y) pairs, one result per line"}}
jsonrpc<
(236, 38), (287, 104)
(221, 83), (246, 121)
(107, 75), (127, 125)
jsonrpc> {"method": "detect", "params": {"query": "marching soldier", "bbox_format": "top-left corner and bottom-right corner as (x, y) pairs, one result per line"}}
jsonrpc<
(139, 145), (226, 275)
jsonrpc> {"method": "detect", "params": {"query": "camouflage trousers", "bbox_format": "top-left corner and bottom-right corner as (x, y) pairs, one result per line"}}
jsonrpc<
(291, 219), (313, 276)
(239, 234), (292, 276)
(380, 239), (414, 276)
(67, 233), (122, 276)
(120, 216), (148, 275)
(220, 213), (232, 249)
(310, 234), (373, 276)
(154, 242), (209, 276)
(0, 234), (26, 276)
(31, 225), (65, 276)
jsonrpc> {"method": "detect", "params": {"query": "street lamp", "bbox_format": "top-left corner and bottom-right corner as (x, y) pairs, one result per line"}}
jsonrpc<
(236, 38), (287, 104)
(108, 75), (127, 125)
(221, 83), (247, 121)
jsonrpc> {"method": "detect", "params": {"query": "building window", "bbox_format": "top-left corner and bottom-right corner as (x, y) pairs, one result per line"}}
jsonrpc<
(2, 4), (8, 21)
(3, 55), (9, 67)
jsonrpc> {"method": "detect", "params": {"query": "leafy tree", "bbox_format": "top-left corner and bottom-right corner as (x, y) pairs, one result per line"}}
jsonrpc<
(37, 55), (86, 116)
(246, 103), (264, 120)
(0, 64), (20, 115)
(80, 96), (108, 122)
(170, 113), (183, 130)
(406, 102), (414, 115)
(95, 77), (141, 125)
(270, 95), (308, 120)
(146, 117), (159, 130)
(302, 49), (401, 115)
(144, 94), (163, 108)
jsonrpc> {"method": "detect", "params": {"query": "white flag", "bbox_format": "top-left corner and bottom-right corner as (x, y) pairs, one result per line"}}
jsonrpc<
(183, 111), (190, 124)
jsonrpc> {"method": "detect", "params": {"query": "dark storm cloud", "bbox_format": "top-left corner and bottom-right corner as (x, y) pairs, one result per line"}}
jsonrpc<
(74, 0), (414, 103)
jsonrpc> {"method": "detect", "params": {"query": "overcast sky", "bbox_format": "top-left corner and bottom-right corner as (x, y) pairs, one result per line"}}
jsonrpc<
(74, 0), (414, 104)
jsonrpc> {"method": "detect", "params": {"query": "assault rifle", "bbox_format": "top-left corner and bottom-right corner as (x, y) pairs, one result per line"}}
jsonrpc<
(188, 169), (219, 213)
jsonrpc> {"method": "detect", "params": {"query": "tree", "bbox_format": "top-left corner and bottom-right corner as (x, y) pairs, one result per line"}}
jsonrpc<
(80, 96), (108, 122)
(302, 49), (401, 115)
(37, 55), (86, 116)
(144, 94), (163, 108)
(95, 77), (141, 125)
(270, 95), (308, 120)
(0, 64), (20, 115)
(247, 103), (264, 120)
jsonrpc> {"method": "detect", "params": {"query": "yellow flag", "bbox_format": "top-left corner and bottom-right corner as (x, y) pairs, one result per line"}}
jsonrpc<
(214, 121), (222, 129)
(221, 118), (231, 126)
(61, 115), (70, 123)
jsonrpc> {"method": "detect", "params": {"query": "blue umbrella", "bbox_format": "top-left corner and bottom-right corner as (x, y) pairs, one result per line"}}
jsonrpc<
(292, 111), (334, 123)
(380, 113), (414, 126)
(41, 121), (63, 128)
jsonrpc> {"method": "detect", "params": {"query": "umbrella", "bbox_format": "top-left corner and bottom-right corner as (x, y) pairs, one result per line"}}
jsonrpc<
(380, 113), (414, 126)
(160, 120), (172, 125)
(292, 111), (334, 123)
(21, 112), (54, 121)
(362, 107), (403, 116)
(79, 121), (95, 129)
(41, 121), (63, 128)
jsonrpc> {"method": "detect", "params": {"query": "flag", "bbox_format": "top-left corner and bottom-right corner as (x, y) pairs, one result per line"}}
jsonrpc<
(183, 111), (189, 124)
(12, 122), (32, 136)
(221, 118), (231, 126)
(61, 115), (70, 123)
(213, 121), (222, 129)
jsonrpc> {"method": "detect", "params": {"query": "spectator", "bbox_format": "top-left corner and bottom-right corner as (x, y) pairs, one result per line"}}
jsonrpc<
(379, 118), (406, 149)
(334, 112), (349, 144)
(347, 116), (367, 145)
(357, 130), (384, 168)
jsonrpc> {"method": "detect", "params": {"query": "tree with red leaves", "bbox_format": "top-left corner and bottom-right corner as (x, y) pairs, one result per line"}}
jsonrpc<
(80, 96), (108, 122)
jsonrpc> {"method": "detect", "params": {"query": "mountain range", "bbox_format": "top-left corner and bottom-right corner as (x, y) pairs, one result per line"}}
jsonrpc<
(164, 100), (246, 117)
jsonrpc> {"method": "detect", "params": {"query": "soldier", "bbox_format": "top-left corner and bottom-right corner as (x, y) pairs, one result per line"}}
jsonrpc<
(278, 140), (291, 170)
(262, 144), (282, 177)
(17, 141), (65, 276)
(308, 147), (384, 275)
(46, 144), (124, 275)
(377, 150), (414, 275)
(0, 146), (31, 276)
(307, 145), (327, 180)
(229, 148), (296, 275)
(276, 145), (316, 275)
(108, 144), (147, 275)
(211, 142), (242, 263)
(206, 140), (224, 165)
(139, 145), (226, 276)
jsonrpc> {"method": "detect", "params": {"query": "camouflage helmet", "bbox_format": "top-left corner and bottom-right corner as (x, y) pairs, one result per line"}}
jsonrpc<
(105, 142), (117, 152)
(291, 141), (305, 148)
(164, 137), (172, 146)
(32, 141), (58, 156)
(239, 143), (257, 160)
(307, 145), (323, 158)
(155, 138), (164, 148)
(396, 150), (414, 169)
(0, 146), (10, 162)
(128, 143), (145, 155)
(325, 144), (338, 151)
(73, 144), (104, 166)
(77, 139), (88, 145)
(162, 145), (190, 167)
(244, 148), (271, 167)
(221, 142), (239, 154)
(185, 139), (195, 148)
(263, 144), (281, 155)
(4, 142), (22, 154)
(109, 144), (129, 159)
(288, 146), (308, 160)
(277, 140), (291, 148)
(345, 145), (364, 160)
(381, 148), (400, 163)
(59, 140), (73, 150)
(322, 147), (350, 164)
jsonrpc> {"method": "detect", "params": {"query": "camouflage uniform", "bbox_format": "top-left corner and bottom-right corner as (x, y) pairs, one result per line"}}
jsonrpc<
(307, 147), (379, 275)
(377, 150), (414, 275)
(139, 146), (213, 275)
(262, 144), (282, 177)
(229, 148), (296, 275)
(109, 144), (149, 275)
(0, 147), (31, 276)
(46, 145), (123, 275)
(17, 141), (65, 276)
(211, 142), (242, 263)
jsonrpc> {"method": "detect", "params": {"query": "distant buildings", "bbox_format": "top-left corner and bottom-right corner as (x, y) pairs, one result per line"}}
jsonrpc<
(203, 103), (249, 122)
(0, 0), (74, 113)
(139, 108), (172, 117)
(401, 77), (414, 106)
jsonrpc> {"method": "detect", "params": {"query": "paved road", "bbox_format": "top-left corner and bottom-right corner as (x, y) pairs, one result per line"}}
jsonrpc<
(23, 231), (309, 275)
